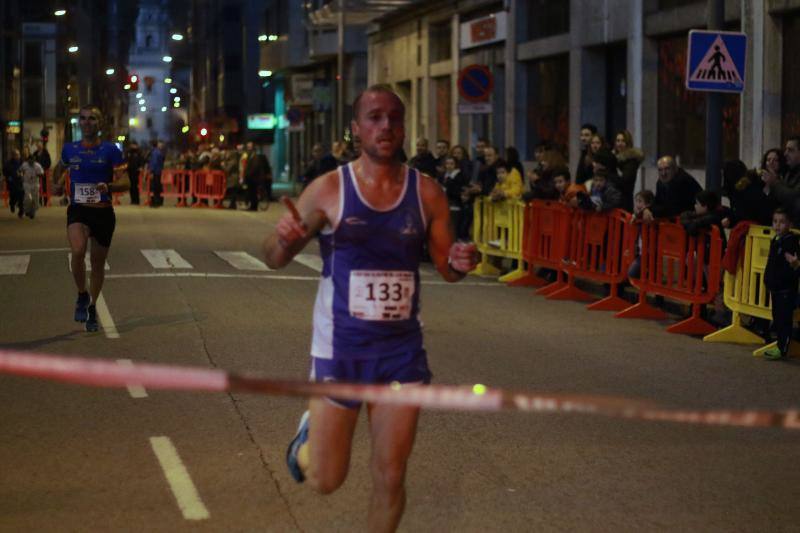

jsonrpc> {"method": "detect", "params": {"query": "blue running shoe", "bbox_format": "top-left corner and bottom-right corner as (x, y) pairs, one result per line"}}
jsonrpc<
(85, 304), (99, 332)
(74, 292), (90, 322)
(286, 410), (310, 483)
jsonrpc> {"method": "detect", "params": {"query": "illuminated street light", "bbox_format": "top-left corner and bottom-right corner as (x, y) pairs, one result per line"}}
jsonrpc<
(135, 92), (142, 98)
(131, 75), (138, 83)
(170, 88), (177, 94)
(68, 45), (79, 53)
(219, 134), (225, 143)
(117, 135), (126, 142)
(258, 34), (268, 42)
(54, 9), (67, 16)
(173, 96), (180, 102)
(200, 127), (208, 136)
(258, 70), (272, 78)
(138, 98), (146, 105)
(161, 106), (167, 112)
(173, 102), (180, 108)
(268, 34), (278, 41)
(171, 33), (184, 41)
(181, 125), (190, 134)
(162, 55), (172, 63)
(123, 83), (131, 90)
(129, 118), (138, 126)
(164, 77), (172, 84)
(105, 68), (115, 75)
(140, 106), (147, 112)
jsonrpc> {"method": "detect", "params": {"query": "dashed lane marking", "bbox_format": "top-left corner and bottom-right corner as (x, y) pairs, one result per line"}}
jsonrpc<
(116, 359), (148, 398)
(213, 251), (272, 271)
(141, 249), (193, 269)
(95, 293), (119, 339)
(0, 255), (30, 275)
(149, 436), (210, 521)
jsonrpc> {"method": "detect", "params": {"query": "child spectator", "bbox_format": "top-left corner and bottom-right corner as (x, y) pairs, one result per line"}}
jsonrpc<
(490, 160), (523, 202)
(551, 166), (586, 206)
(679, 190), (731, 240)
(628, 190), (655, 279)
(763, 208), (800, 359)
(576, 169), (622, 212)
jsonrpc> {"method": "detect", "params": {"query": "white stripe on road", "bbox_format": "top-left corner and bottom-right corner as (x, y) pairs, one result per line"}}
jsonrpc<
(293, 253), (323, 272)
(95, 293), (119, 339)
(149, 436), (210, 521)
(0, 247), (70, 254)
(116, 359), (148, 398)
(213, 251), (272, 271)
(0, 255), (30, 275)
(68, 253), (110, 272)
(103, 271), (501, 286)
(141, 249), (193, 269)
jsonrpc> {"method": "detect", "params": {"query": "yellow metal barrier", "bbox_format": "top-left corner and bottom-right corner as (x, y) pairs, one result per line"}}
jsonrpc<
(703, 224), (800, 357)
(470, 197), (526, 279)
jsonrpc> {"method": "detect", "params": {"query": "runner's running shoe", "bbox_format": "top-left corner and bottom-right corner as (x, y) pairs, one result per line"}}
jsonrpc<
(74, 292), (90, 322)
(85, 304), (99, 332)
(286, 410), (310, 483)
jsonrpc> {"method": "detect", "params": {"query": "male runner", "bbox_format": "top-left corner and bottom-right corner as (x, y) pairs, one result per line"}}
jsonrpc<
(53, 105), (129, 332)
(263, 85), (477, 532)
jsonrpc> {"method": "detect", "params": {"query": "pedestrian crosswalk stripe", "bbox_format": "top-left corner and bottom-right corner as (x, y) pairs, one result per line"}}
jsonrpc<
(293, 253), (323, 272)
(0, 255), (30, 275)
(213, 251), (272, 271)
(68, 253), (110, 272)
(141, 249), (193, 269)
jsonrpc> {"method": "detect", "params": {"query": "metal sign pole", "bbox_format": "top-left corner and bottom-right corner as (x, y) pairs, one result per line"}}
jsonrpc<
(705, 0), (725, 192)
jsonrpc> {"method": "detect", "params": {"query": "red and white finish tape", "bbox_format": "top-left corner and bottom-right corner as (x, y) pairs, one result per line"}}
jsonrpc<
(0, 350), (797, 430)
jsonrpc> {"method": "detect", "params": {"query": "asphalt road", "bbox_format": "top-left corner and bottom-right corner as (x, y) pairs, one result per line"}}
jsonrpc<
(0, 201), (798, 532)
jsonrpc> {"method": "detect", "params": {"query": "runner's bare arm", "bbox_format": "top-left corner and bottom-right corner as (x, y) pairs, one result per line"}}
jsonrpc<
(420, 174), (478, 282)
(263, 170), (338, 269)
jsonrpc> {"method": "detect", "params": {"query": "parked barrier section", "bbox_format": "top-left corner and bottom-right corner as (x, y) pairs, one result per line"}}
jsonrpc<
(471, 197), (525, 278)
(160, 169), (189, 206)
(140, 169), (152, 206)
(191, 169), (226, 208)
(703, 224), (800, 356)
(546, 209), (634, 311)
(615, 221), (723, 335)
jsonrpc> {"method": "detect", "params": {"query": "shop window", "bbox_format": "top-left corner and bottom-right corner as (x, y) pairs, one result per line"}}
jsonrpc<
(657, 34), (739, 167)
(783, 14), (800, 140)
(526, 0), (569, 40)
(525, 54), (569, 158)
(429, 21), (452, 63)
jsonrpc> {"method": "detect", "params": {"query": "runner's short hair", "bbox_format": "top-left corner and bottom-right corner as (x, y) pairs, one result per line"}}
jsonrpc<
(80, 104), (104, 122)
(352, 84), (405, 119)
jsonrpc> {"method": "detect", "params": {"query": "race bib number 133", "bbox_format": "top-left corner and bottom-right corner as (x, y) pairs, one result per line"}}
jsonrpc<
(349, 270), (415, 321)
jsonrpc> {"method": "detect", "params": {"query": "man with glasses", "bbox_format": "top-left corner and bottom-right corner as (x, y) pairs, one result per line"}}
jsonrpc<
(53, 105), (129, 332)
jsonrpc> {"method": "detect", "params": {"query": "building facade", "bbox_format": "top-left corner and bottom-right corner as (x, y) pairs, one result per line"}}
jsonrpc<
(367, 0), (800, 189)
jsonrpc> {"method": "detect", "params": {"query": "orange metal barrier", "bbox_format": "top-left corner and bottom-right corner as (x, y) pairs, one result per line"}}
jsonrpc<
(1, 178), (7, 207)
(140, 169), (152, 206)
(161, 169), (189, 206)
(546, 208), (635, 311)
(190, 170), (226, 208)
(615, 221), (723, 335)
(507, 200), (572, 294)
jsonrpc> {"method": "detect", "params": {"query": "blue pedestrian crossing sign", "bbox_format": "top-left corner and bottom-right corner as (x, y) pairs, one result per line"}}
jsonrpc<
(686, 30), (747, 93)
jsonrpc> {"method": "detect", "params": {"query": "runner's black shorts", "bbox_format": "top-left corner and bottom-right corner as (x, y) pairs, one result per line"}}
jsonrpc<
(67, 204), (116, 247)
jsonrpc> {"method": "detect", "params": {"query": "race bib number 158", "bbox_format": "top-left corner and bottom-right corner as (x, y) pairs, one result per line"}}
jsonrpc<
(75, 184), (100, 204)
(349, 270), (415, 321)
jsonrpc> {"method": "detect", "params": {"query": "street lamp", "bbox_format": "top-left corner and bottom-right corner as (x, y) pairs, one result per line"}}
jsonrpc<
(169, 87), (177, 94)
(162, 55), (173, 63)
(268, 34), (278, 41)
(258, 34), (268, 42)
(164, 77), (172, 84)
(161, 106), (167, 112)
(54, 9), (66, 16)
(105, 68), (115, 76)
(258, 70), (272, 78)
(68, 45), (78, 53)
(171, 33), (184, 41)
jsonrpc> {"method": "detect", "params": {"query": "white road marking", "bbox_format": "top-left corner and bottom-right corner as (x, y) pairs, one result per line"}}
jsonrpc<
(0, 247), (70, 254)
(0, 255), (30, 275)
(141, 249), (193, 269)
(116, 359), (148, 398)
(68, 253), (110, 272)
(95, 293), (120, 339)
(293, 253), (323, 272)
(103, 271), (500, 286)
(213, 251), (272, 271)
(149, 436), (210, 521)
